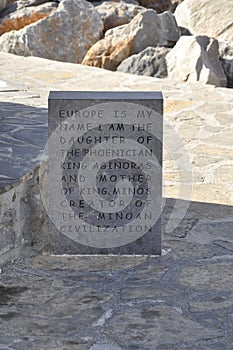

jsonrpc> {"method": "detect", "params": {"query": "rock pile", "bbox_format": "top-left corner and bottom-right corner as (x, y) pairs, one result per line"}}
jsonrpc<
(166, 36), (227, 87)
(0, 0), (103, 62)
(0, 0), (232, 87)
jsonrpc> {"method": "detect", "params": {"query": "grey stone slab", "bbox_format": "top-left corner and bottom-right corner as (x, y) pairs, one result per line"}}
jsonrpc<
(124, 264), (168, 285)
(103, 305), (220, 348)
(213, 240), (233, 252)
(48, 91), (163, 255)
(185, 220), (233, 245)
(90, 343), (122, 350)
(179, 263), (233, 291)
(188, 295), (233, 312)
(0, 102), (48, 189)
(31, 255), (147, 271)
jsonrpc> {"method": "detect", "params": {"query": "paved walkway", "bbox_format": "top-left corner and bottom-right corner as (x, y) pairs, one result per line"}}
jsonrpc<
(0, 52), (233, 205)
(0, 197), (233, 349)
(1, 223), (233, 350)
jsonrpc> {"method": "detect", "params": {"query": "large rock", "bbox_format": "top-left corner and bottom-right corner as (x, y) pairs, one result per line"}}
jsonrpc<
(0, 0), (6, 12)
(95, 1), (144, 32)
(166, 35), (227, 87)
(159, 11), (180, 47)
(175, 0), (233, 41)
(0, 0), (103, 63)
(105, 9), (161, 54)
(138, 0), (171, 13)
(82, 35), (133, 71)
(169, 0), (184, 12)
(106, 10), (180, 48)
(219, 41), (233, 88)
(117, 46), (170, 77)
(82, 9), (161, 70)
(0, 1), (58, 35)
(82, 9), (179, 71)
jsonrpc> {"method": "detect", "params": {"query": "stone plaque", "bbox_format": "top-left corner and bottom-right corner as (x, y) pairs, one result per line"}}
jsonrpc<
(47, 91), (163, 255)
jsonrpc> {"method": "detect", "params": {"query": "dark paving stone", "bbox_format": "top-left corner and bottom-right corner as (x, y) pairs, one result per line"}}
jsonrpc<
(0, 102), (47, 188)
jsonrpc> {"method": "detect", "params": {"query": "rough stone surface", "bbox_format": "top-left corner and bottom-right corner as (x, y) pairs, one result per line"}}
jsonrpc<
(169, 0), (184, 12)
(5, 0), (15, 7)
(166, 35), (227, 87)
(0, 0), (6, 12)
(82, 9), (161, 70)
(82, 35), (133, 70)
(0, 0), (103, 63)
(179, 263), (233, 291)
(138, 0), (171, 13)
(31, 255), (148, 271)
(104, 305), (219, 347)
(0, 99), (47, 186)
(159, 10), (180, 47)
(95, 1), (144, 32)
(0, 1), (58, 35)
(0, 164), (48, 264)
(175, 0), (233, 41)
(105, 9), (161, 53)
(117, 46), (170, 77)
(102, 0), (140, 4)
(219, 40), (233, 88)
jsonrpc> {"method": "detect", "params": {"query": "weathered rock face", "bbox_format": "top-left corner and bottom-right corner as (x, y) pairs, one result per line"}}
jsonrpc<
(95, 1), (144, 32)
(0, 0), (103, 63)
(166, 35), (227, 87)
(0, 164), (49, 264)
(219, 41), (233, 88)
(175, 0), (233, 41)
(0, 0), (6, 12)
(105, 10), (161, 54)
(82, 35), (133, 71)
(169, 0), (184, 12)
(138, 0), (171, 13)
(101, 0), (140, 4)
(117, 46), (170, 77)
(0, 1), (58, 35)
(82, 9), (161, 70)
(159, 11), (180, 47)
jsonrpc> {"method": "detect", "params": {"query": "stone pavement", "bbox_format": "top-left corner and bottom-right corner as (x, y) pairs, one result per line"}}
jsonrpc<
(1, 215), (233, 350)
(0, 53), (233, 349)
(0, 52), (233, 205)
(0, 198), (232, 349)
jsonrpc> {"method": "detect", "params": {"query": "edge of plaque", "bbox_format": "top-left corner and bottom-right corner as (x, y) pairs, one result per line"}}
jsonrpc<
(48, 91), (163, 100)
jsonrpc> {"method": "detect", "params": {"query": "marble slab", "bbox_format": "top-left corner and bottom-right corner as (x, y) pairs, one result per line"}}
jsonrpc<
(48, 91), (163, 255)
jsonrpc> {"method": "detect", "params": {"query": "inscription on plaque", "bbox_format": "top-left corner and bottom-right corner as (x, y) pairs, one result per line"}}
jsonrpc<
(48, 91), (163, 255)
